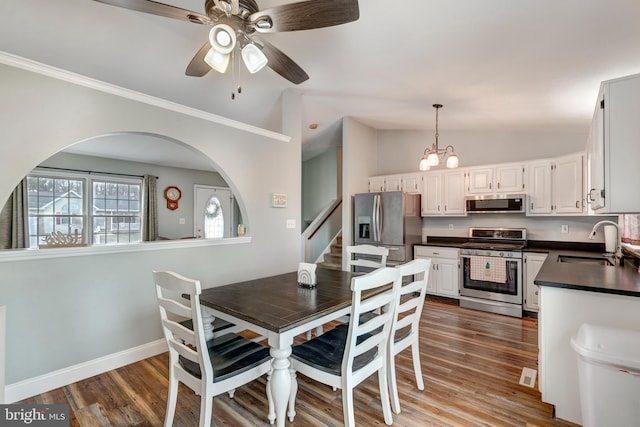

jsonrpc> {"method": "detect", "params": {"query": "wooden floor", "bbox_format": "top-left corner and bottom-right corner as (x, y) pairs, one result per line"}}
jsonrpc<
(19, 299), (578, 426)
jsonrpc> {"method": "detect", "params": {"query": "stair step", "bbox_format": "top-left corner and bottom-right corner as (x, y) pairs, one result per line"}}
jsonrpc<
(318, 261), (342, 271)
(323, 253), (342, 264)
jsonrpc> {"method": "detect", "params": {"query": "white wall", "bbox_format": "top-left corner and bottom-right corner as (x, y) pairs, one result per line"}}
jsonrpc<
(376, 129), (586, 175)
(0, 61), (301, 392)
(302, 147), (338, 226)
(342, 118), (379, 260)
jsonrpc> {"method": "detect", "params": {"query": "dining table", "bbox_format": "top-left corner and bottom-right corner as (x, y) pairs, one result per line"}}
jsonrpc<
(198, 267), (370, 427)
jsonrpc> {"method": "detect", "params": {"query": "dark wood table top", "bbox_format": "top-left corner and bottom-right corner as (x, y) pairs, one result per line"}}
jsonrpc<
(199, 268), (360, 333)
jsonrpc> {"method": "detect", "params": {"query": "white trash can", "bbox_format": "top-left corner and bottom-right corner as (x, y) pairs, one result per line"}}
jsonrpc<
(571, 323), (640, 427)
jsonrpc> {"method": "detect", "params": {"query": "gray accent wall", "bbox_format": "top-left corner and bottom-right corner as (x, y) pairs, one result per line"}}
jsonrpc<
(0, 63), (301, 385)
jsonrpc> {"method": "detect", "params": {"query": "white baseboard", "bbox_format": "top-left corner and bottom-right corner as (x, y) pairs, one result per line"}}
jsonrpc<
(4, 339), (167, 403)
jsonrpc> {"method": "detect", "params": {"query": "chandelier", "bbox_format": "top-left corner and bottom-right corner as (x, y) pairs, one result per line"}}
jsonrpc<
(419, 104), (459, 171)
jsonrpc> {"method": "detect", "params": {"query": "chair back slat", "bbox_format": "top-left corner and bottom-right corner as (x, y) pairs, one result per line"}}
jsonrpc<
(346, 245), (389, 273)
(158, 296), (194, 320)
(162, 318), (197, 347)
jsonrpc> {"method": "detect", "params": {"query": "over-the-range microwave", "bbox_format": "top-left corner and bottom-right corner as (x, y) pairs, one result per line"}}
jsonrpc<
(465, 194), (526, 213)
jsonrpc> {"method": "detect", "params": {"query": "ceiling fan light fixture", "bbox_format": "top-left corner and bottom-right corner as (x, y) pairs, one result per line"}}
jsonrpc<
(241, 43), (268, 73)
(209, 24), (236, 54)
(204, 48), (230, 73)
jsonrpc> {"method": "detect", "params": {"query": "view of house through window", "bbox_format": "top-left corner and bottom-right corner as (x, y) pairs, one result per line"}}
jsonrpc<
(27, 173), (143, 248)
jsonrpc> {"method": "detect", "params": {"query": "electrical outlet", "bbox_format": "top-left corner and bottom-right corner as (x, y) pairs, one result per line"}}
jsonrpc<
(448, 224), (454, 230)
(561, 224), (569, 233)
(179, 218), (185, 225)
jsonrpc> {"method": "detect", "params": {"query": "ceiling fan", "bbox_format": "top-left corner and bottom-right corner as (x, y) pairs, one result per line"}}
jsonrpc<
(94, 0), (360, 86)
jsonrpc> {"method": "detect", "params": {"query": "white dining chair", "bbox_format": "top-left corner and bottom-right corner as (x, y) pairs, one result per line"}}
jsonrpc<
(288, 266), (401, 426)
(388, 258), (431, 414)
(152, 270), (272, 427)
(346, 244), (389, 272)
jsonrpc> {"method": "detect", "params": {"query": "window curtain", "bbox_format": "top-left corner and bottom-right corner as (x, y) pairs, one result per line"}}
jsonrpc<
(143, 175), (158, 241)
(621, 214), (640, 245)
(0, 180), (28, 249)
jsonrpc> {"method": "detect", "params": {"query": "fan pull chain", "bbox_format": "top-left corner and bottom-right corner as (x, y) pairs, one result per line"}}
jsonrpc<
(230, 48), (242, 100)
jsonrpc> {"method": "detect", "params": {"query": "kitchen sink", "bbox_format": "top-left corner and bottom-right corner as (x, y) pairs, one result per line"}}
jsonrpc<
(557, 254), (615, 266)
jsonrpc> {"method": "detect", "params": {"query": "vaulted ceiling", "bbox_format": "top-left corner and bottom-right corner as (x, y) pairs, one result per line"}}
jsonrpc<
(1, 0), (639, 161)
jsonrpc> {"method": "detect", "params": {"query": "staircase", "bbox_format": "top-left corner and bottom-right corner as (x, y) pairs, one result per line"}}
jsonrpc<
(318, 234), (343, 271)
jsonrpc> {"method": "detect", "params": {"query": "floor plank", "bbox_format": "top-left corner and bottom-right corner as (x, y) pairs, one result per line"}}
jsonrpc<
(17, 299), (578, 426)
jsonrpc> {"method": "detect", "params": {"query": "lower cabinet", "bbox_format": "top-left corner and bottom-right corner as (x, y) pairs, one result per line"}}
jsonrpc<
(523, 252), (547, 311)
(414, 246), (460, 299)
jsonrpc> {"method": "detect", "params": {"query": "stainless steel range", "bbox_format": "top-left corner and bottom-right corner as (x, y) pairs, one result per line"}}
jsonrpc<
(459, 227), (527, 318)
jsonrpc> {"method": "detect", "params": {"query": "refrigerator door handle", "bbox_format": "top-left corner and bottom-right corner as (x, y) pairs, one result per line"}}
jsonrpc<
(371, 194), (378, 242)
(374, 194), (382, 242)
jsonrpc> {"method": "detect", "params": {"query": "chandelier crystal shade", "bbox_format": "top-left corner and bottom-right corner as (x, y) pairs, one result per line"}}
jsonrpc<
(419, 104), (459, 171)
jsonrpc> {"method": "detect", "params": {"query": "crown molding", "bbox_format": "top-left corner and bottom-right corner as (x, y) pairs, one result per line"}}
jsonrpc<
(0, 51), (290, 143)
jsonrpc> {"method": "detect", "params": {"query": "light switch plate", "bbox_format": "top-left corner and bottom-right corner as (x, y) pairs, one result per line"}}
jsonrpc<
(286, 219), (296, 229)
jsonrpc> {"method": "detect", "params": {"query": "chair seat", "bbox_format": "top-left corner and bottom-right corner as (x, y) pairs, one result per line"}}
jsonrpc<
(291, 325), (376, 375)
(180, 333), (271, 382)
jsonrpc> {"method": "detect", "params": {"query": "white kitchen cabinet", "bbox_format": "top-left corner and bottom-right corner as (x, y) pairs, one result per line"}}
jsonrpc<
(401, 173), (423, 194)
(554, 154), (584, 214)
(527, 161), (553, 214)
(368, 176), (385, 192)
(421, 173), (441, 215)
(465, 164), (524, 195)
(527, 153), (584, 216)
(421, 170), (466, 216)
(414, 246), (459, 298)
(523, 252), (547, 311)
(383, 174), (403, 192)
(587, 73), (640, 213)
(368, 173), (423, 193)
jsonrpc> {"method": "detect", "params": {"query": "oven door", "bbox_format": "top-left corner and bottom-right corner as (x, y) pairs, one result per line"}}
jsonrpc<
(459, 254), (522, 305)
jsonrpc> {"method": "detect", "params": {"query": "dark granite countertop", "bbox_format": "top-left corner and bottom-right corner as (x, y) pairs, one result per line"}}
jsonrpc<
(416, 237), (640, 297)
(534, 249), (640, 297)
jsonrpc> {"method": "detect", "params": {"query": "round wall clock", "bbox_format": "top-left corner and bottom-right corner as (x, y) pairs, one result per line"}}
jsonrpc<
(164, 186), (182, 210)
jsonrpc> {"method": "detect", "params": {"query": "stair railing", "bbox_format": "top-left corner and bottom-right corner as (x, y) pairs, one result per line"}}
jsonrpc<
(301, 198), (342, 263)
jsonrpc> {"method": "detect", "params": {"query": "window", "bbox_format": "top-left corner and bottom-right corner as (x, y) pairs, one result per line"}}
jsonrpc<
(203, 197), (224, 239)
(27, 173), (143, 248)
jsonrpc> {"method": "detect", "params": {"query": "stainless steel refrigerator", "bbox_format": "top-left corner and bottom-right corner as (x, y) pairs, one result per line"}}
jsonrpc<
(353, 191), (422, 265)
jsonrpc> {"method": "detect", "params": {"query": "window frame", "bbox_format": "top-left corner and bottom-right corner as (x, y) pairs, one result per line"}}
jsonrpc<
(27, 170), (144, 248)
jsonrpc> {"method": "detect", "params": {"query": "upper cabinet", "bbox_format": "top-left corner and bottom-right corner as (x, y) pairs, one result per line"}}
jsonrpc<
(421, 170), (466, 216)
(368, 175), (386, 193)
(587, 73), (640, 213)
(465, 164), (524, 195)
(368, 173), (422, 194)
(528, 153), (584, 215)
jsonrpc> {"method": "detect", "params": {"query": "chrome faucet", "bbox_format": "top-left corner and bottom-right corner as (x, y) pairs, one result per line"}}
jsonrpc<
(588, 220), (622, 259)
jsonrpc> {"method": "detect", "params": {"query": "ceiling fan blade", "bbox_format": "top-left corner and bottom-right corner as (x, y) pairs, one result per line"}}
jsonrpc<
(249, 0), (359, 33)
(185, 42), (212, 77)
(258, 39), (309, 84)
(93, 0), (212, 25)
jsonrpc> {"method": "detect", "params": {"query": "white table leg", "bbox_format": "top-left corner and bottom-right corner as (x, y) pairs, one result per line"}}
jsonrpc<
(200, 309), (215, 341)
(268, 346), (292, 427)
